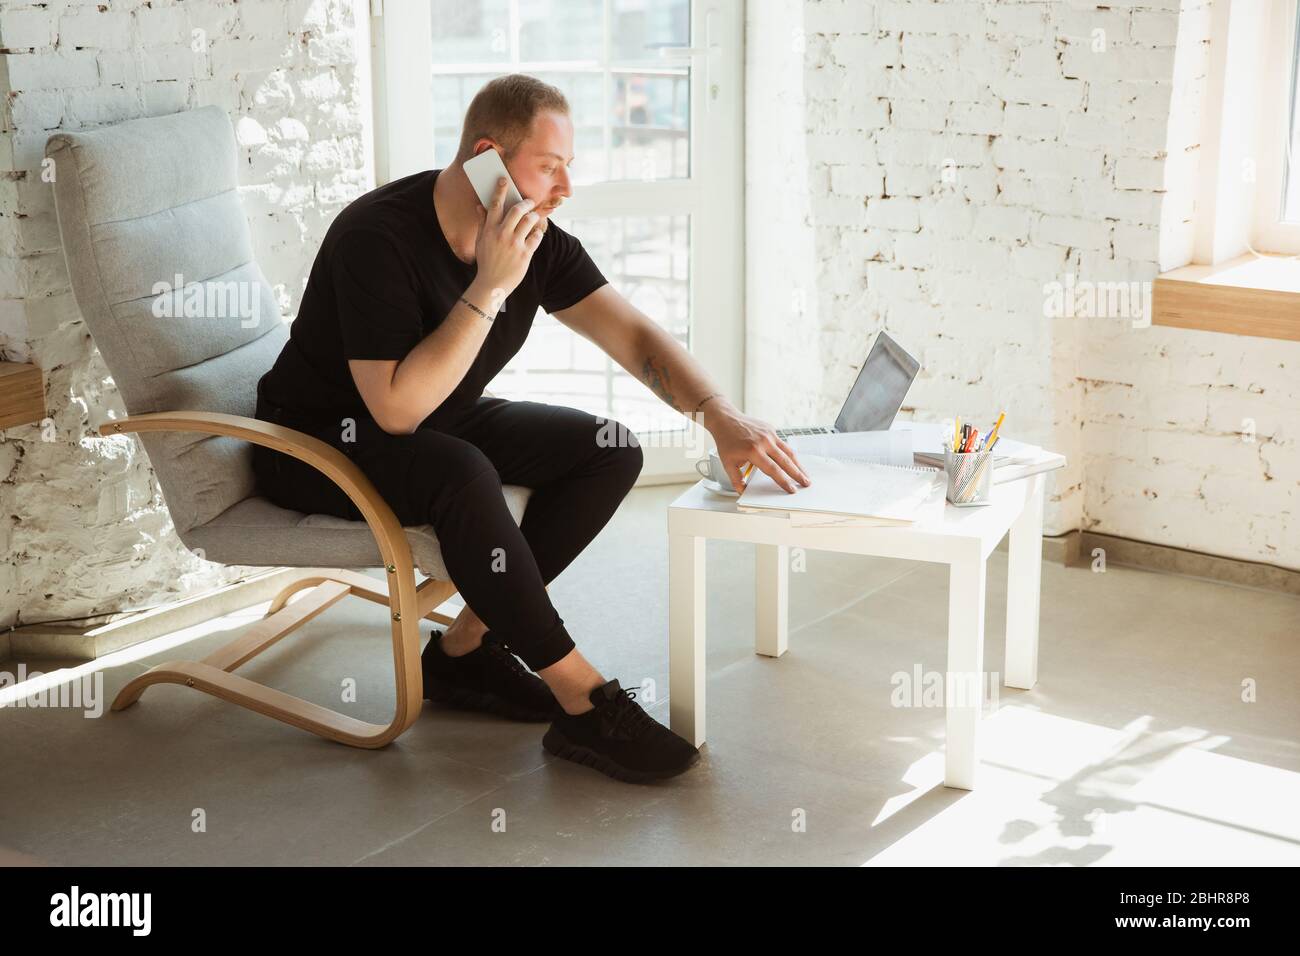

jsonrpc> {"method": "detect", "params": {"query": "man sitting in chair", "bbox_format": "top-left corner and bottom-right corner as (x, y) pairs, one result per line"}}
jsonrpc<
(252, 73), (809, 783)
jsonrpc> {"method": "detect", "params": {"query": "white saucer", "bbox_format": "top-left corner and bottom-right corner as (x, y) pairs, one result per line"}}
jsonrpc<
(700, 477), (740, 497)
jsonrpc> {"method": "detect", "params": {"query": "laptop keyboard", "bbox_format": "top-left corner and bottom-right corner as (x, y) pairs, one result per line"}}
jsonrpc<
(775, 426), (834, 438)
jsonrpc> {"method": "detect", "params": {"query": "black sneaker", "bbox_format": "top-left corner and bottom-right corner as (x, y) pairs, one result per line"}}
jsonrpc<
(542, 679), (701, 783)
(421, 630), (560, 721)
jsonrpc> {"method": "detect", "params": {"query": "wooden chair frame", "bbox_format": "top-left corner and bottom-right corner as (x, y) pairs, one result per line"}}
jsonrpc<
(101, 410), (469, 749)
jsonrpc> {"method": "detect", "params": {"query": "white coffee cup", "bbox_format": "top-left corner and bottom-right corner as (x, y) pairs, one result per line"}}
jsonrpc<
(694, 450), (732, 487)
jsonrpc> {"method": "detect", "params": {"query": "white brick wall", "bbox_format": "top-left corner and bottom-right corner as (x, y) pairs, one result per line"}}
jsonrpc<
(747, 0), (1299, 571)
(0, 0), (371, 629)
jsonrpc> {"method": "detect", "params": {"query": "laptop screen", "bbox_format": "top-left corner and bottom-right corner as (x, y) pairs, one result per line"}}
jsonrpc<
(833, 332), (921, 433)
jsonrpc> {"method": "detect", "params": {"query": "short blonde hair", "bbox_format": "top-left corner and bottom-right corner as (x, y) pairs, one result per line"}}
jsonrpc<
(455, 74), (570, 163)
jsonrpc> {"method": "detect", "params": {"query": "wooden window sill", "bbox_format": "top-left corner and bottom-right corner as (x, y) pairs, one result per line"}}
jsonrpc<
(1153, 253), (1300, 342)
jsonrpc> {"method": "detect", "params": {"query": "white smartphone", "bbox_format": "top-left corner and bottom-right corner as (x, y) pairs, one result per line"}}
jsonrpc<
(462, 148), (525, 212)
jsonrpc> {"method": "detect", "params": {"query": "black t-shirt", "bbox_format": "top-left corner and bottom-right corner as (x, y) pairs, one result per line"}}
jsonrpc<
(257, 167), (608, 423)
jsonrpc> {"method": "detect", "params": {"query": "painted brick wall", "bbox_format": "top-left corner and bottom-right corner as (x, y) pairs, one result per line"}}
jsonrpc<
(746, 0), (1299, 570)
(0, 0), (371, 629)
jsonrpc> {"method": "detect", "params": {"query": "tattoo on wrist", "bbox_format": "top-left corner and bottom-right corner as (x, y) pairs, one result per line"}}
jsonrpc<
(694, 392), (722, 416)
(641, 355), (683, 413)
(459, 294), (494, 323)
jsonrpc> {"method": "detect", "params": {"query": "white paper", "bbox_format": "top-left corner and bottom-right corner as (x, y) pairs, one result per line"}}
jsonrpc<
(786, 429), (913, 466)
(786, 481), (946, 527)
(739, 454), (940, 522)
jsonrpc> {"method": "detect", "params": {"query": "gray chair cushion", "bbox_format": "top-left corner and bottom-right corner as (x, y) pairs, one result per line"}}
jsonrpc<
(187, 486), (532, 581)
(47, 106), (532, 580)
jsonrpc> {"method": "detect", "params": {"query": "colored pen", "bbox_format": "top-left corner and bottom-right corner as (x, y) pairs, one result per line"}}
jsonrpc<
(985, 411), (1006, 449)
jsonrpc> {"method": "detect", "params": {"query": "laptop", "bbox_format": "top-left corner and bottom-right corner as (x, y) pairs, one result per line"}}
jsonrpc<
(775, 331), (921, 439)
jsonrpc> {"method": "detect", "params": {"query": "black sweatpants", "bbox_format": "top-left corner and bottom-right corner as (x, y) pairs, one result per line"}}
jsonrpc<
(251, 387), (644, 671)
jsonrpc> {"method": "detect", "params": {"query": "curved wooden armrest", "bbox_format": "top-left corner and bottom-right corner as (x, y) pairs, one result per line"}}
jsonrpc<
(98, 411), (415, 575)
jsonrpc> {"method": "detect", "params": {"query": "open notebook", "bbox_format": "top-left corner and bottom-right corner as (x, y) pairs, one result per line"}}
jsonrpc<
(736, 454), (942, 527)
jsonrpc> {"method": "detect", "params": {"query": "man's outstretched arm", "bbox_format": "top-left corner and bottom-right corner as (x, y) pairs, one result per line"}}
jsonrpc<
(554, 285), (809, 493)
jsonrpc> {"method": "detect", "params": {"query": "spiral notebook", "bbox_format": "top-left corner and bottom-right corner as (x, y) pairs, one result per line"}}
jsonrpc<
(736, 454), (942, 526)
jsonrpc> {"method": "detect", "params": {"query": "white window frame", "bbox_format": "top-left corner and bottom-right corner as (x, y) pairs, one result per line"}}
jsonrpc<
(1254, 0), (1300, 252)
(1195, 0), (1300, 262)
(366, 0), (745, 483)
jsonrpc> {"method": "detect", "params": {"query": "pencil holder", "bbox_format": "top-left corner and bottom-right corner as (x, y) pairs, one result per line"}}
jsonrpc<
(944, 448), (994, 507)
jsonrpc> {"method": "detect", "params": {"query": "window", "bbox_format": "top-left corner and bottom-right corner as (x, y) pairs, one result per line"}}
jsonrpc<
(1154, 0), (1300, 340)
(1283, 11), (1300, 222)
(368, 0), (743, 481)
(1263, 5), (1294, 235)
(1250, 0), (1300, 255)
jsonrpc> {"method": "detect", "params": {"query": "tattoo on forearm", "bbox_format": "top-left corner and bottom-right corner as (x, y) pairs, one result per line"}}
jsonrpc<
(641, 354), (684, 413)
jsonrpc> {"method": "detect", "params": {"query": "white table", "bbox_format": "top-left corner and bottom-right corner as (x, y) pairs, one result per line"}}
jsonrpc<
(667, 453), (1064, 790)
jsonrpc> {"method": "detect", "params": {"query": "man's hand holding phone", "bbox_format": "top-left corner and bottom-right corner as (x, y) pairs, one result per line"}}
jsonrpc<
(473, 176), (545, 308)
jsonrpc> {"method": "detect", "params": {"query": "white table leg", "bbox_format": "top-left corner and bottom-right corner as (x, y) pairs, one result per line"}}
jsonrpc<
(669, 533), (707, 747)
(755, 543), (789, 658)
(945, 553), (986, 790)
(1005, 472), (1044, 690)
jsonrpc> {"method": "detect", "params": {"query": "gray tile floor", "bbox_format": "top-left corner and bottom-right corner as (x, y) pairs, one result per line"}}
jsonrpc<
(2, 482), (1298, 865)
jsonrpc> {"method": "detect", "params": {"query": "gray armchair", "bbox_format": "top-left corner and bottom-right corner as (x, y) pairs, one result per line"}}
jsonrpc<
(46, 105), (532, 747)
